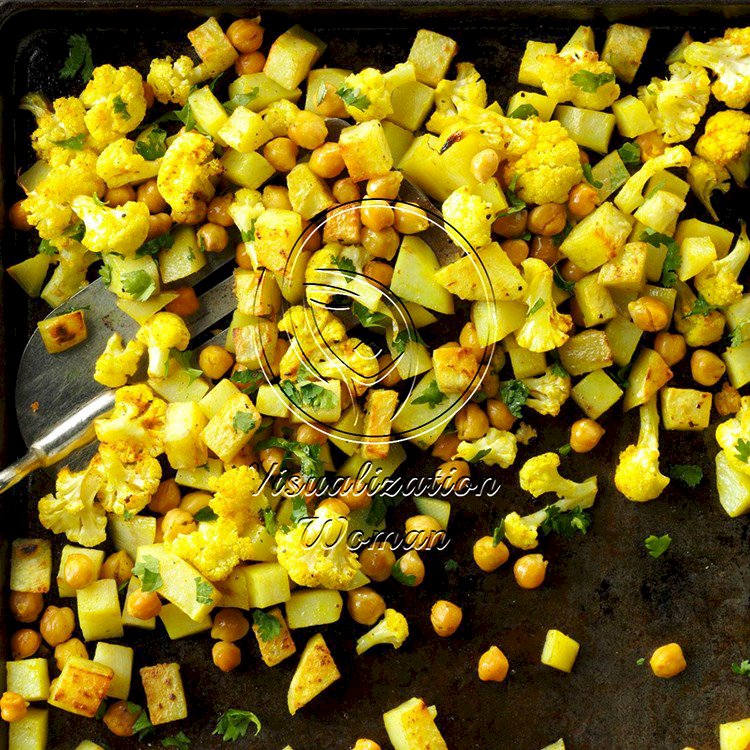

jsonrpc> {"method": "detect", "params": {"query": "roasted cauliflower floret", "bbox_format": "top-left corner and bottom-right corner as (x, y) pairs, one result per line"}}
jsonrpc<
(426, 62), (488, 134)
(40, 233), (97, 305)
(522, 368), (571, 416)
(515, 258), (573, 353)
(716, 396), (750, 479)
(147, 55), (200, 106)
(694, 222), (750, 307)
(94, 332), (145, 388)
(637, 63), (710, 143)
(674, 280), (726, 347)
(339, 63), (416, 122)
(695, 110), (750, 186)
(275, 506), (360, 590)
(686, 156), (731, 221)
(95, 138), (162, 189)
(209, 466), (268, 535)
(228, 188), (265, 242)
(442, 186), (494, 250)
(20, 93), (89, 165)
(519, 451), (598, 505)
(614, 396), (670, 502)
(157, 131), (223, 224)
(135, 312), (191, 380)
(71, 195), (150, 257)
(355, 609), (409, 655)
(454, 428), (517, 468)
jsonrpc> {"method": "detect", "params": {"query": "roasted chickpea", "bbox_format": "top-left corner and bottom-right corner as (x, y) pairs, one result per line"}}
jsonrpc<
(300, 223), (322, 253)
(105, 185), (136, 207)
(654, 332), (686, 367)
(363, 259), (393, 287)
(213, 641), (242, 672)
(8, 200), (31, 231)
(362, 226), (399, 260)
(260, 446), (285, 475)
(54, 637), (87, 670)
(361, 200), (394, 232)
(486, 399), (516, 431)
(471, 148), (500, 183)
(479, 370), (500, 399)
(64, 553), (97, 591)
(558, 259), (587, 283)
(527, 203), (567, 236)
(492, 209), (527, 238)
(263, 137), (298, 173)
(394, 203), (429, 234)
(347, 587), (386, 626)
(473, 536), (510, 572)
(262, 184), (293, 210)
(459, 322), (485, 361)
(359, 543), (396, 582)
(716, 382), (742, 416)
(405, 514), (445, 551)
(529, 235), (560, 266)
(142, 81), (155, 108)
(165, 285), (199, 317)
(309, 142), (345, 178)
(367, 172), (403, 200)
(434, 460), (471, 491)
(430, 600), (463, 637)
(227, 18), (264, 53)
(478, 646), (509, 682)
(234, 242), (254, 270)
(207, 194), (234, 227)
(197, 222), (228, 253)
(288, 111), (328, 150)
(198, 344), (234, 380)
(149, 479), (181, 515)
(636, 131), (666, 161)
(397, 550), (425, 587)
(333, 177), (361, 203)
(569, 418), (605, 453)
(628, 296), (669, 332)
(318, 498), (350, 516)
(211, 609), (250, 642)
(513, 554), (548, 590)
(337, 477), (372, 511)
(650, 643), (687, 678)
(353, 740), (381, 750)
(9, 592), (43, 623)
(378, 353), (402, 388)
(39, 606), (75, 647)
(104, 700), (138, 737)
(179, 491), (212, 516)
(691, 349), (725, 386)
(567, 182), (599, 218)
(0, 692), (28, 723)
(146, 212), (173, 240)
(161, 508), (197, 542)
(296, 424), (328, 445)
(455, 403), (490, 441)
(100, 550), (134, 587)
(502, 238), (529, 266)
(127, 590), (162, 620)
(432, 433), (460, 462)
(235, 50), (266, 76)
(11, 628), (41, 659)
(136, 178), (167, 213)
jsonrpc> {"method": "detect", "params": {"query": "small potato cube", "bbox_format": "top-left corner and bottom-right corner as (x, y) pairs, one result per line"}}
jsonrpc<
(188, 16), (237, 75)
(108, 514), (156, 560)
(389, 80), (435, 132)
(407, 29), (458, 87)
(598, 242), (648, 292)
(383, 697), (448, 750)
(252, 607), (297, 666)
(506, 338), (547, 379)
(234, 319), (278, 369)
(720, 717), (750, 750)
(541, 629), (580, 672)
(174, 457), (224, 492)
(633, 191), (686, 234)
(471, 300), (526, 345)
(383, 121), (415, 165)
(602, 23), (651, 83)
(78, 578), (124, 642)
(213, 566), (250, 610)
(76, 743), (106, 750)
(287, 633), (340, 715)
(678, 236), (716, 281)
(159, 603), (212, 639)
(287, 164), (336, 220)
(560, 202), (632, 272)
(305, 68), (350, 115)
(339, 120), (393, 182)
(623, 348), (673, 411)
(433, 347), (479, 395)
(188, 86), (229, 144)
(362, 389), (400, 461)
(724, 340), (750, 389)
(574, 274), (618, 328)
(660, 387), (712, 431)
(218, 106), (272, 153)
(234, 268), (281, 318)
(675, 218), (734, 258)
(221, 149), (275, 190)
(164, 401), (208, 470)
(48, 657), (114, 717)
(9, 708), (48, 750)
(37, 310), (87, 353)
(323, 204), (362, 246)
(57, 545), (105, 598)
(140, 663), (187, 725)
(571, 370), (623, 419)
(11, 539), (52, 594)
(93, 642), (133, 700)
(612, 95), (655, 138)
(507, 90), (557, 122)
(541, 742), (566, 750)
(558, 330), (613, 376)
(605, 315), (643, 367)
(254, 208), (304, 274)
(286, 589), (343, 629)
(201, 391), (261, 462)
(199, 378), (242, 420)
(245, 562), (291, 609)
(7, 658), (50, 701)
(256, 383), (290, 418)
(264, 25), (326, 90)
(518, 40), (557, 87)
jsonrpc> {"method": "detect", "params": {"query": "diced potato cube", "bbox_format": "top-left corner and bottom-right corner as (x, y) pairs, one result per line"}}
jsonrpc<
(234, 318), (278, 369)
(229, 72), (302, 112)
(287, 163), (336, 220)
(724, 340), (750, 389)
(623, 348), (673, 411)
(9, 708), (48, 750)
(571, 370), (623, 419)
(235, 268), (281, 318)
(507, 90), (557, 122)
(560, 202), (632, 272)
(720, 717), (750, 750)
(254, 208), (304, 274)
(159, 603), (212, 639)
(591, 150), (629, 202)
(598, 241), (648, 292)
(433, 347), (479, 395)
(256, 383), (290, 418)
(471, 300), (526, 345)
(541, 629), (580, 672)
(414, 497), (451, 529)
(393, 235), (455, 314)
(78, 579), (123, 642)
(541, 741), (566, 750)
(323, 204), (362, 245)
(174, 457), (223, 492)
(506, 337), (547, 379)
(678, 236), (716, 281)
(7, 658), (50, 701)
(93, 642), (133, 700)
(121, 578), (156, 630)
(140, 663), (187, 725)
(214, 566), (250, 609)
(574, 273), (618, 327)
(201, 391), (260, 462)
(48, 657), (113, 717)
(57, 545), (104, 598)
(11, 539), (51, 594)
(252, 607), (297, 666)
(646, 169), (690, 201)
(164, 401), (208, 470)
(337, 444), (407, 488)
(149, 366), (210, 404)
(264, 25), (326, 90)
(218, 106), (272, 153)
(188, 16), (238, 77)
(407, 29), (458, 86)
(612, 95), (654, 138)
(558, 330), (613, 376)
(287, 633), (340, 715)
(75, 743), (106, 750)
(389, 80), (435, 131)
(362, 389), (399, 461)
(674, 218), (734, 258)
(188, 86), (228, 144)
(159, 225), (205, 284)
(221, 149), (275, 190)
(660, 388), (712, 431)
(245, 562), (291, 609)
(602, 23), (651, 83)
(199, 378), (242, 419)
(38, 311), (87, 353)
(633, 191), (686, 234)
(383, 697), (448, 750)
(605, 316), (642, 367)
(286, 589), (343, 629)
(717, 450), (750, 517)
(383, 120), (415, 165)
(339, 120), (393, 182)
(554, 105), (616, 154)
(518, 40), (557, 87)
(7, 254), (51, 298)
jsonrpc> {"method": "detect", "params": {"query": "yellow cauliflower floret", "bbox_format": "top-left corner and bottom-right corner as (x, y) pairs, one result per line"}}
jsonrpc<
(275, 506), (360, 590)
(20, 93), (89, 165)
(519, 452), (598, 505)
(279, 305), (347, 377)
(454, 428), (517, 468)
(41, 233), (97, 304)
(426, 62), (488, 134)
(695, 110), (750, 186)
(339, 63), (416, 122)
(686, 156), (731, 221)
(614, 397), (670, 502)
(228, 188), (265, 242)
(71, 195), (150, 257)
(716, 396), (750, 478)
(694, 222), (750, 307)
(209, 466), (268, 535)
(80, 65), (147, 148)
(147, 55), (199, 106)
(136, 311), (191, 379)
(515, 258), (573, 352)
(355, 609), (409, 655)
(637, 63), (710, 143)
(94, 332), (145, 388)
(684, 27), (750, 109)
(503, 511), (540, 550)
(157, 131), (223, 223)
(537, 48), (620, 110)
(522, 369), (571, 416)
(95, 138), (162, 189)
(674, 280), (726, 347)
(442, 186), (494, 250)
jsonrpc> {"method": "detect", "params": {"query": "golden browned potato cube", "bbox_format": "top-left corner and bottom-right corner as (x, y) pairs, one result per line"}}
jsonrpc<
(383, 697), (449, 750)
(254, 208), (304, 274)
(407, 29), (458, 87)
(432, 346), (480, 395)
(201, 391), (261, 462)
(362, 389), (400, 461)
(574, 273), (618, 328)
(559, 202), (632, 272)
(188, 17), (238, 78)
(323, 205), (362, 246)
(234, 268), (282, 318)
(339, 120), (393, 182)
(287, 633), (340, 715)
(558, 330), (613, 376)
(287, 164), (336, 220)
(37, 311), (87, 353)
(602, 24), (651, 83)
(660, 387), (712, 431)
(623, 348), (673, 411)
(598, 242), (648, 292)
(252, 607), (297, 667)
(263, 25), (326, 90)
(11, 538), (52, 593)
(164, 401), (208, 470)
(48, 657), (114, 718)
(234, 318), (279, 369)
(140, 663), (188, 725)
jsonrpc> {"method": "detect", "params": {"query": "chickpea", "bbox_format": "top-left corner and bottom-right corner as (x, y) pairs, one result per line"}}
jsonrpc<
(471, 148), (500, 183)
(455, 403), (490, 441)
(394, 203), (429, 234)
(235, 242), (255, 270)
(487, 399), (516, 431)
(405, 514), (445, 551)
(502, 238), (529, 266)
(127, 590), (162, 620)
(529, 235), (560, 266)
(0, 692), (28, 723)
(296, 424), (328, 445)
(262, 184), (293, 210)
(227, 18), (264, 53)
(478, 645), (510, 682)
(161, 508), (197, 542)
(492, 209), (527, 238)
(473, 536), (510, 572)
(337, 477), (372, 511)
(64, 553), (97, 591)
(359, 543), (396, 582)
(318, 498), (350, 516)
(364, 259), (393, 287)
(197, 222), (229, 253)
(100, 551), (134, 587)
(513, 554), (548, 590)
(569, 418), (605, 453)
(136, 178), (167, 213)
(378, 354), (402, 388)
(362, 226), (399, 260)
(567, 182), (599, 218)
(691, 349), (725, 386)
(432, 433), (460, 462)
(198, 344), (234, 380)
(39, 606), (75, 647)
(353, 741), (381, 750)
(716, 382), (742, 416)
(654, 332), (687, 367)
(179, 491), (212, 516)
(213, 641), (242, 672)
(235, 50), (266, 76)
(8, 200), (31, 231)
(149, 479), (181, 515)
(628, 296), (669, 332)
(558, 259), (587, 283)
(459, 322), (485, 361)
(103, 700), (138, 737)
(430, 600), (463, 637)
(434, 460), (471, 491)
(211, 608), (250, 642)
(146, 212), (173, 240)
(207, 194), (234, 227)
(260, 446), (285, 475)
(288, 111), (328, 150)
(527, 203), (567, 237)
(367, 172), (403, 200)
(479, 370), (500, 399)
(309, 142), (345, 179)
(9, 592), (43, 623)
(397, 550), (425, 586)
(361, 200), (394, 232)
(650, 643), (687, 678)
(105, 185), (136, 207)
(164, 286), (199, 318)
(179, 199), (208, 225)
(636, 131), (666, 161)
(142, 81), (155, 108)
(300, 223), (322, 253)
(54, 638), (87, 670)
(263, 137), (298, 173)
(333, 177), (361, 204)
(347, 587), (386, 626)
(11, 628), (41, 659)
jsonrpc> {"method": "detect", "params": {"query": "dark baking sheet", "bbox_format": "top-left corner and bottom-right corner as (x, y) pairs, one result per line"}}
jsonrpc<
(1, 2), (750, 749)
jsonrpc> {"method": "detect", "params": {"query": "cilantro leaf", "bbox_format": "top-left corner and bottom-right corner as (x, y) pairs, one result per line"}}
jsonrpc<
(223, 88), (260, 114)
(641, 230), (681, 288)
(553, 264), (575, 293)
(231, 368), (264, 391)
(132, 555), (162, 592)
(550, 360), (569, 379)
(732, 660), (750, 676)
(252, 609), (282, 642)
(162, 731), (192, 749)
(135, 127), (167, 160)
(261, 507), (277, 536)
(412, 380), (446, 409)
(256, 437), (324, 478)
(500, 379), (529, 418)
(121, 269), (157, 301)
(170, 349), (202, 385)
(195, 577), (214, 605)
(38, 239), (58, 256)
(366, 494), (401, 526)
(508, 104), (538, 120)
(98, 262), (112, 286)
(500, 173), (527, 216)
(193, 506), (218, 522)
(667, 464), (703, 488)
(280, 380), (335, 412)
(232, 411), (257, 434)
(336, 85), (371, 110)
(645, 533), (672, 558)
(540, 506), (591, 537)
(131, 704), (155, 740)
(60, 33), (94, 82)
(113, 95), (131, 120)
(67, 221), (86, 241)
(352, 301), (390, 330)
(570, 70), (616, 92)
(136, 232), (173, 257)
(331, 255), (357, 282)
(685, 294), (720, 318)
(736, 438), (750, 463)
(52, 133), (86, 150)
(527, 297), (544, 316)
(391, 559), (417, 586)
(213, 709), (262, 741)
(290, 495), (310, 524)
(492, 520), (506, 547)
(392, 327), (425, 355)
(444, 559), (459, 572)
(636, 657), (646, 666)
(467, 447), (492, 464)
(618, 142), (641, 168)
(558, 443), (573, 457)
(729, 320), (750, 347)
(582, 163), (602, 188)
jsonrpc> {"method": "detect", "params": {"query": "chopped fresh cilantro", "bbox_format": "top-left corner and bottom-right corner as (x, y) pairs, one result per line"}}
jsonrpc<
(290, 495), (309, 524)
(553, 263), (575, 293)
(232, 411), (257, 434)
(501, 173), (527, 216)
(67, 221), (86, 241)
(467, 448), (492, 464)
(193, 506), (218, 522)
(509, 104), (538, 119)
(641, 229), (681, 288)
(550, 360), (569, 379)
(618, 142), (641, 168)
(667, 464), (703, 488)
(213, 709), (262, 741)
(540, 505), (591, 537)
(644, 533), (672, 558)
(570, 70), (616, 92)
(38, 239), (58, 256)
(735, 438), (750, 463)
(412, 380), (446, 409)
(366, 494), (401, 526)
(60, 33), (94, 82)
(636, 657), (646, 666)
(230, 369), (265, 391)
(136, 232), (174, 257)
(223, 87), (260, 113)
(98, 263), (112, 286)
(732, 660), (750, 676)
(121, 269), (157, 301)
(113, 95), (131, 120)
(280, 380), (336, 411)
(132, 555), (162, 592)
(252, 609), (282, 642)
(500, 379), (529, 418)
(195, 577), (214, 605)
(582, 163), (603, 188)
(131, 703), (155, 740)
(444, 559), (459, 572)
(391, 559), (417, 586)
(162, 731), (192, 749)
(52, 133), (86, 150)
(729, 320), (750, 347)
(261, 507), (277, 536)
(492, 520), (506, 546)
(332, 255), (357, 282)
(336, 85), (371, 110)
(552, 221), (573, 248)
(352, 300), (390, 330)
(612, 363), (632, 390)
(135, 127), (167, 160)
(527, 297), (544, 316)
(558, 443), (573, 457)
(169, 348), (202, 385)
(685, 294), (720, 318)
(392, 327), (425, 355)
(257, 437), (324, 478)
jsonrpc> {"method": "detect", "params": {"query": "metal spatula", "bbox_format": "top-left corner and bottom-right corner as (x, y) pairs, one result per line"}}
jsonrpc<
(0, 118), (460, 493)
